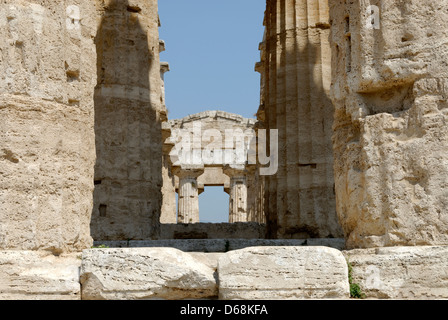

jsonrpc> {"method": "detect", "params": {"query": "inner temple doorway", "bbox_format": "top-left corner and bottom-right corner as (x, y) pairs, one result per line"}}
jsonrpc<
(199, 187), (229, 223)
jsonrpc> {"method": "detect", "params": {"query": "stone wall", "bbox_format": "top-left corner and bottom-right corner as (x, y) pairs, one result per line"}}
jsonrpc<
(258, 0), (343, 239)
(90, 0), (165, 241)
(0, 0), (97, 253)
(330, 0), (448, 248)
(159, 223), (266, 240)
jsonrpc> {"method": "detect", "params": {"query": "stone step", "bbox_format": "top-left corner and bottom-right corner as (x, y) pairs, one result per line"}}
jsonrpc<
(93, 238), (346, 252)
(3, 245), (448, 300)
(159, 222), (266, 240)
(80, 246), (351, 300)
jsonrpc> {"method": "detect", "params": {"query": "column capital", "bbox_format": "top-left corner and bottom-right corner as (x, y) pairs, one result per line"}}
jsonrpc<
(223, 164), (247, 178)
(172, 165), (204, 179)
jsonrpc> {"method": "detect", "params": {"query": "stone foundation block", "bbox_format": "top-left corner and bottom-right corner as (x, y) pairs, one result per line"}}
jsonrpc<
(218, 246), (350, 300)
(345, 246), (448, 299)
(0, 251), (81, 300)
(80, 248), (218, 300)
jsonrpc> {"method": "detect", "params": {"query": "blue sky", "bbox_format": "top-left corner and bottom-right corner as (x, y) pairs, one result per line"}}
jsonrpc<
(158, 0), (265, 120)
(158, 1), (266, 223)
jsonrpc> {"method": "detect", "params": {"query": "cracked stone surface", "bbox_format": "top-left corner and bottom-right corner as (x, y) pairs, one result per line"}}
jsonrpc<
(218, 246), (350, 300)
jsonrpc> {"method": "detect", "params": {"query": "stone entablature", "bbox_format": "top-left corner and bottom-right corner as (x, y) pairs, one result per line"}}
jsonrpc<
(167, 110), (256, 128)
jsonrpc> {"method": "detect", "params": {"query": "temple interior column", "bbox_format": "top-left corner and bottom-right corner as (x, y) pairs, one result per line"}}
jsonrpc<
(258, 0), (343, 239)
(174, 167), (204, 224)
(224, 167), (249, 223)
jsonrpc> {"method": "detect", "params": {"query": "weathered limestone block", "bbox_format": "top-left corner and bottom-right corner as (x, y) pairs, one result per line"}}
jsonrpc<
(160, 154), (177, 224)
(330, 0), (448, 248)
(0, 251), (81, 300)
(188, 252), (223, 272)
(0, 0), (97, 252)
(80, 248), (218, 300)
(345, 246), (448, 299)
(218, 246), (350, 300)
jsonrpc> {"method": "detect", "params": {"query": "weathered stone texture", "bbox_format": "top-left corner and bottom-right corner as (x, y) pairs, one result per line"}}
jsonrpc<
(93, 238), (346, 252)
(3, 245), (448, 300)
(0, 251), (81, 300)
(0, 0), (97, 252)
(91, 0), (165, 241)
(258, 0), (343, 239)
(80, 248), (218, 300)
(330, 0), (448, 248)
(345, 246), (448, 299)
(218, 246), (350, 300)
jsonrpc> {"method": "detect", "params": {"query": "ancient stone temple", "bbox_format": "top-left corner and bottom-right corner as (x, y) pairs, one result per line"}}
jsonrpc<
(161, 111), (265, 225)
(1, 0), (448, 300)
(330, 0), (448, 249)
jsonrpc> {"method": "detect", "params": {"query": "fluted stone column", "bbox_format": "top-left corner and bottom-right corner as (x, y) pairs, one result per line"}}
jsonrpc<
(224, 167), (248, 223)
(174, 167), (204, 224)
(258, 0), (343, 239)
